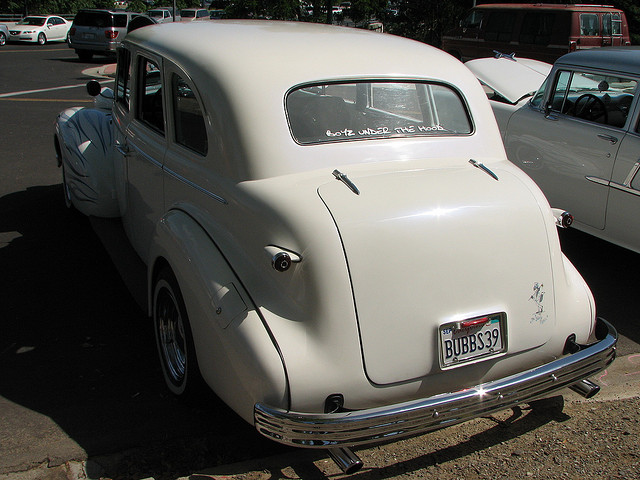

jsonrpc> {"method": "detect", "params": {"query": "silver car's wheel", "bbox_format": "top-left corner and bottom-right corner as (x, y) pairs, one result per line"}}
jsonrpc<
(0, 32), (6, 46)
(153, 267), (201, 396)
(37, 32), (46, 45)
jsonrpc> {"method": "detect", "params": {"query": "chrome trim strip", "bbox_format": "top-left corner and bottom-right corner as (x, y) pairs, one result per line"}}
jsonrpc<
(609, 182), (640, 197)
(623, 161), (640, 187)
(585, 176), (610, 187)
(163, 167), (228, 205)
(130, 143), (163, 169)
(254, 318), (616, 448)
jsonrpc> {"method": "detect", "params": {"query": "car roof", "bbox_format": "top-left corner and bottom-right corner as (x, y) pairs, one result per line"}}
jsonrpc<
(555, 46), (640, 76)
(125, 20), (466, 85)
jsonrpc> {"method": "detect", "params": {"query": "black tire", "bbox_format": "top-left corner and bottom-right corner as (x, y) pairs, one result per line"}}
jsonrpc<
(77, 50), (93, 61)
(0, 32), (6, 46)
(153, 266), (203, 397)
(37, 32), (46, 45)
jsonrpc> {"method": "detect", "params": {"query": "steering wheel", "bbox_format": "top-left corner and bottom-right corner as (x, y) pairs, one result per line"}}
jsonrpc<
(574, 93), (608, 124)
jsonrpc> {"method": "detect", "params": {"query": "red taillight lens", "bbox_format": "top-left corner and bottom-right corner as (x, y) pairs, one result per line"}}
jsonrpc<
(105, 30), (118, 39)
(569, 40), (577, 52)
(69, 27), (75, 36)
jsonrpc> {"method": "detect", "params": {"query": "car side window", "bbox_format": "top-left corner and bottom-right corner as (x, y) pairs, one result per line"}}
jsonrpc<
(138, 57), (165, 134)
(172, 74), (208, 156)
(115, 48), (131, 110)
(552, 70), (637, 128)
(484, 11), (516, 42)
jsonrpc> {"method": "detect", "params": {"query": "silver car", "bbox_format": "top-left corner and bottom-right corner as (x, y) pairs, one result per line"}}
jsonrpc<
(68, 9), (139, 61)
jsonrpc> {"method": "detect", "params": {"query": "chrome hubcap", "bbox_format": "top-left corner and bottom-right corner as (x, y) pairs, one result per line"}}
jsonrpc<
(156, 287), (187, 385)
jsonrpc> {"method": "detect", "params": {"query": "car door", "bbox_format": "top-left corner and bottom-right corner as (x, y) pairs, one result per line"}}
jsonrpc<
(113, 49), (167, 262)
(601, 101), (640, 252)
(47, 17), (65, 40)
(162, 63), (227, 217)
(504, 68), (636, 230)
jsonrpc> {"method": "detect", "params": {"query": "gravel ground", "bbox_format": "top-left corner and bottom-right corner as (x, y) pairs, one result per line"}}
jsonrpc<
(187, 395), (640, 480)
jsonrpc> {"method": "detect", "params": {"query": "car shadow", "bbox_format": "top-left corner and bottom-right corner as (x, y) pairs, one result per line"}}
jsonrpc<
(0, 184), (285, 479)
(559, 227), (640, 355)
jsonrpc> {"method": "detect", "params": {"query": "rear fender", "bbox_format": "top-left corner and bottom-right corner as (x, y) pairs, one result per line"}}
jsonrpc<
(148, 209), (289, 423)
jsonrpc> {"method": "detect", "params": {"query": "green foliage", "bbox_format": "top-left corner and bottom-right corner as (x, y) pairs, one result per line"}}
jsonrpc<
(224, 0), (300, 19)
(387, 0), (466, 47)
(348, 0), (386, 25)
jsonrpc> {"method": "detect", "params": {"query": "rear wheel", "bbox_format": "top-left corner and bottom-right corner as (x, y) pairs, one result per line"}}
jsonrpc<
(77, 50), (93, 61)
(153, 266), (203, 396)
(37, 32), (46, 45)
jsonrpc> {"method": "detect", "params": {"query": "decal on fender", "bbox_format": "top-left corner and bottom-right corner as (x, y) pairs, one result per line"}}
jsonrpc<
(529, 282), (548, 324)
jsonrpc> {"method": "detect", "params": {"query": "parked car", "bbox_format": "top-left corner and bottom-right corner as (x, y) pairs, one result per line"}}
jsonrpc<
(180, 8), (210, 21)
(0, 24), (8, 46)
(466, 53), (552, 137)
(8, 15), (71, 44)
(146, 7), (178, 23)
(469, 47), (640, 254)
(208, 9), (225, 19)
(443, 3), (631, 63)
(68, 9), (140, 61)
(54, 21), (616, 473)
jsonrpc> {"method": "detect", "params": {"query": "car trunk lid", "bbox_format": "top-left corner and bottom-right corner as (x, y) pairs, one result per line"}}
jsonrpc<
(318, 164), (556, 385)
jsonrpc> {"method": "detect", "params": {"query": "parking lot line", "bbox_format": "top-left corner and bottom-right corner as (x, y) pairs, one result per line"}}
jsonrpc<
(0, 80), (111, 98)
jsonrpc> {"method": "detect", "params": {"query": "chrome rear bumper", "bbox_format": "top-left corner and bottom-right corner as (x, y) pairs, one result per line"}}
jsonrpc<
(254, 318), (616, 448)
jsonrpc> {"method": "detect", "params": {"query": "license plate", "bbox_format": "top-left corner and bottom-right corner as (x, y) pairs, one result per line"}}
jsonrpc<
(439, 313), (506, 367)
(83, 33), (96, 39)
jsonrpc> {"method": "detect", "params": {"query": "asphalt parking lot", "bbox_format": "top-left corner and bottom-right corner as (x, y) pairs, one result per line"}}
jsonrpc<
(0, 42), (639, 480)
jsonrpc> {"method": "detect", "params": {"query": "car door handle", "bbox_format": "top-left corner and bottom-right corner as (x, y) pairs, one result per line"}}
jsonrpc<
(597, 134), (618, 145)
(115, 141), (131, 155)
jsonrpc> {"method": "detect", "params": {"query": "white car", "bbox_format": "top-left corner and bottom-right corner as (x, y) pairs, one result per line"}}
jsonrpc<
(8, 15), (71, 44)
(180, 8), (210, 21)
(54, 22), (616, 473)
(466, 53), (551, 138)
(470, 48), (640, 254)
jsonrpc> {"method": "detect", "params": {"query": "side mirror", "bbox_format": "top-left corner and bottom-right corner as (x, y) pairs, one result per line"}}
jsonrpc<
(86, 80), (101, 97)
(544, 102), (552, 117)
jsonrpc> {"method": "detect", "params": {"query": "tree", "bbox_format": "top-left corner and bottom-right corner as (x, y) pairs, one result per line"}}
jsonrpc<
(388, 0), (466, 47)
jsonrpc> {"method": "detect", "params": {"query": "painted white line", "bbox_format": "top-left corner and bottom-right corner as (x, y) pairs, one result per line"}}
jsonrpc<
(0, 79), (112, 98)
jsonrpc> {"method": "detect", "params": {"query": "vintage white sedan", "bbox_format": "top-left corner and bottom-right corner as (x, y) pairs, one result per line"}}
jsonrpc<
(8, 15), (71, 44)
(54, 21), (616, 473)
(469, 47), (640, 254)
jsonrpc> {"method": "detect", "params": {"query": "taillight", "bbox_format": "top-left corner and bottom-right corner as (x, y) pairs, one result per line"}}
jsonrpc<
(104, 30), (118, 39)
(69, 27), (75, 36)
(569, 40), (577, 52)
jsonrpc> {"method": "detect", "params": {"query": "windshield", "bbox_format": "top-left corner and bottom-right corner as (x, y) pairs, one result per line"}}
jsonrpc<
(287, 81), (472, 144)
(18, 17), (46, 26)
(181, 10), (195, 17)
(148, 10), (166, 18)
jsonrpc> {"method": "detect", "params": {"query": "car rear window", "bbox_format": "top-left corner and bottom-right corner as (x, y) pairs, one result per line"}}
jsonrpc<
(74, 11), (113, 28)
(286, 81), (472, 144)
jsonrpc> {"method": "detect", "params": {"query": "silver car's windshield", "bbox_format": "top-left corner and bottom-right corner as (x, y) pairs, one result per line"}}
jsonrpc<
(18, 17), (46, 25)
(286, 81), (472, 144)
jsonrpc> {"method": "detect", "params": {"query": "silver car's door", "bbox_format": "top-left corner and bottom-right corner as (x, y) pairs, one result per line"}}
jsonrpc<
(113, 50), (167, 262)
(602, 111), (640, 253)
(505, 69), (636, 230)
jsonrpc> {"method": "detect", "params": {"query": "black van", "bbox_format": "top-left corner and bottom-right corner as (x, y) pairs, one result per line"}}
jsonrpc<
(68, 9), (139, 61)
